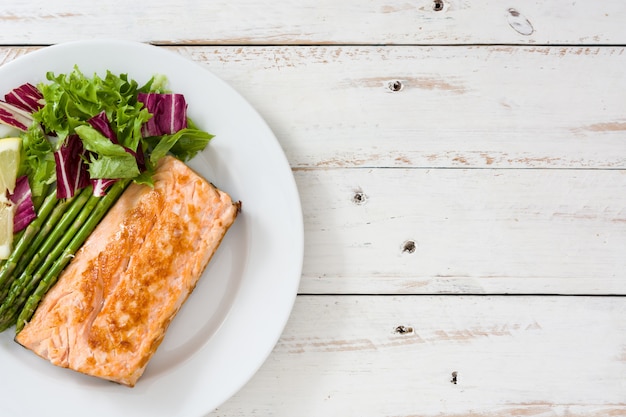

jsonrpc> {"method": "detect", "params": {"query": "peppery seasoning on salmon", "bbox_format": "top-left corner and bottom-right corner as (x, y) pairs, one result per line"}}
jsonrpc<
(15, 155), (239, 387)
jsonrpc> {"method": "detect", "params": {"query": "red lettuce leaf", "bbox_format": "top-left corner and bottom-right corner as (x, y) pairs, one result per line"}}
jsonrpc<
(5, 83), (44, 113)
(135, 141), (146, 171)
(91, 178), (117, 197)
(9, 175), (36, 232)
(88, 111), (119, 144)
(53, 134), (90, 199)
(0, 101), (35, 131)
(137, 93), (187, 137)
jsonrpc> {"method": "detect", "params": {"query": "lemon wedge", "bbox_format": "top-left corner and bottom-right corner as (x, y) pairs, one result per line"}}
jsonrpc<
(0, 137), (21, 259)
(0, 201), (13, 259)
(0, 137), (21, 195)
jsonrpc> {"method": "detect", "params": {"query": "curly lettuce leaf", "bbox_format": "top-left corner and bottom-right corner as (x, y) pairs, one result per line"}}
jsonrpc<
(18, 125), (56, 198)
(34, 66), (152, 150)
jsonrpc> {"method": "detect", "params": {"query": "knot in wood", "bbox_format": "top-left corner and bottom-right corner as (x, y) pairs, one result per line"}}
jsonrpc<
(507, 8), (534, 36)
(433, 0), (444, 12)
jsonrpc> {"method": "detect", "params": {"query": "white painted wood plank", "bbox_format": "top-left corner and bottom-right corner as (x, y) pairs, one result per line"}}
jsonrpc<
(297, 168), (626, 295)
(206, 295), (626, 416)
(175, 45), (626, 170)
(2, 46), (624, 170)
(0, 1), (625, 45)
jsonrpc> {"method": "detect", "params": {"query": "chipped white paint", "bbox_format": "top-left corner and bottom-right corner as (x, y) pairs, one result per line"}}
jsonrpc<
(0, 1), (625, 416)
(208, 296), (626, 416)
(178, 45), (626, 170)
(296, 168), (626, 294)
(0, 1), (624, 45)
(4, 45), (626, 170)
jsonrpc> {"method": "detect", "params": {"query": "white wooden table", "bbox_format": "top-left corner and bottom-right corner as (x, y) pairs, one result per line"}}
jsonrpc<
(1, 1), (625, 416)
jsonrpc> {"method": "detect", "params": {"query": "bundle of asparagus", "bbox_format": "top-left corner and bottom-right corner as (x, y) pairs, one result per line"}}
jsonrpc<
(0, 180), (129, 331)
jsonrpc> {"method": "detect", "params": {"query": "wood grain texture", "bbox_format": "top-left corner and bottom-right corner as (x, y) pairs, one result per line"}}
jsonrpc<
(175, 45), (626, 170)
(297, 168), (626, 294)
(4, 45), (626, 170)
(0, 1), (625, 45)
(206, 295), (626, 416)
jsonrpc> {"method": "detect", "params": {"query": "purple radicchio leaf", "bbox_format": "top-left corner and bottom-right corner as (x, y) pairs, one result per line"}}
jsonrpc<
(91, 178), (118, 197)
(133, 141), (146, 172)
(54, 134), (90, 199)
(137, 93), (188, 137)
(0, 101), (35, 131)
(88, 111), (119, 144)
(86, 112), (120, 196)
(9, 175), (36, 233)
(4, 83), (44, 113)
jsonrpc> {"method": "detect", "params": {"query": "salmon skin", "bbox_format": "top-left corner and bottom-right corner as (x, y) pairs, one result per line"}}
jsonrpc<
(15, 156), (239, 387)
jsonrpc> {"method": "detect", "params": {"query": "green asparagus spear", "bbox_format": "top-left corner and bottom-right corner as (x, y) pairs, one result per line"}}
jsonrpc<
(2, 194), (78, 300)
(0, 191), (99, 330)
(0, 188), (58, 295)
(16, 180), (129, 332)
(8, 194), (97, 310)
(30, 183), (51, 214)
(0, 187), (93, 327)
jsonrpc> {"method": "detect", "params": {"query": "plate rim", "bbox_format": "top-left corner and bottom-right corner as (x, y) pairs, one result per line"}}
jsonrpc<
(0, 39), (304, 417)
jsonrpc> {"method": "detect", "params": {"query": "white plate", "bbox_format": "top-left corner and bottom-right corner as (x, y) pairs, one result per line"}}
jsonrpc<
(0, 40), (303, 417)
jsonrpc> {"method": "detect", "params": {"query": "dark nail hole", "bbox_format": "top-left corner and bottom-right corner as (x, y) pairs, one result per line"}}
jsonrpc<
(352, 190), (367, 205)
(508, 8), (520, 17)
(394, 325), (413, 334)
(451, 371), (458, 384)
(388, 80), (403, 92)
(433, 0), (444, 11)
(402, 240), (416, 254)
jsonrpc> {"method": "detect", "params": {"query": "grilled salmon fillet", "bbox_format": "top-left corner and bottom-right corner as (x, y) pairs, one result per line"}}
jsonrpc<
(15, 156), (239, 387)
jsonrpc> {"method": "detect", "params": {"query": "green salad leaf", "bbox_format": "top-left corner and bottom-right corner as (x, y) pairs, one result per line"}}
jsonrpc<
(74, 125), (140, 179)
(31, 66), (213, 187)
(18, 125), (56, 198)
